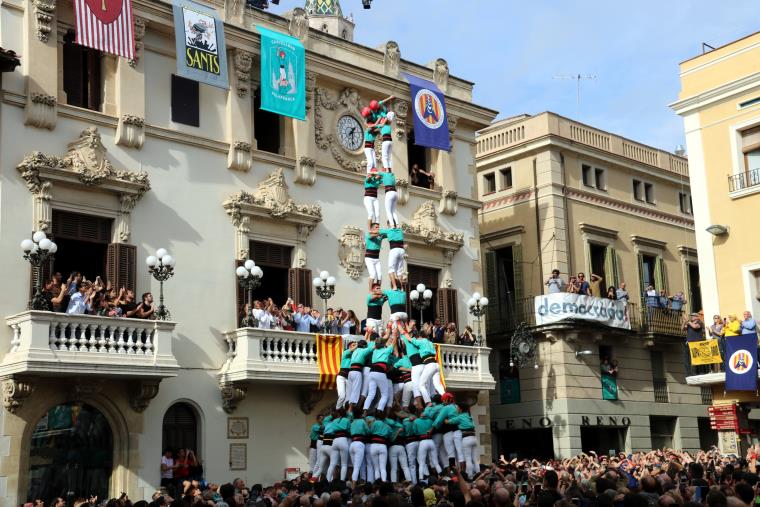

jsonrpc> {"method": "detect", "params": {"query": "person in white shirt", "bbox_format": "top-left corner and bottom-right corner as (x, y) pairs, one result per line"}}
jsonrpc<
(160, 449), (176, 491)
(66, 282), (94, 314)
(251, 300), (275, 329)
(545, 269), (565, 294)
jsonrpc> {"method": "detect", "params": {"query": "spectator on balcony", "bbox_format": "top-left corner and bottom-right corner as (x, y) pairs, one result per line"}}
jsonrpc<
(138, 292), (156, 320)
(670, 291), (687, 313)
(458, 326), (476, 346)
(42, 278), (68, 312)
(576, 273), (591, 296)
(66, 281), (95, 314)
(658, 290), (670, 311)
(566, 276), (579, 294)
(683, 313), (706, 375)
(309, 309), (324, 333)
(443, 322), (457, 344)
(118, 289), (142, 318)
(323, 308), (340, 334)
(407, 319), (419, 338)
(410, 163), (434, 189)
(605, 286), (617, 300)
(741, 311), (758, 335)
(644, 285), (659, 319)
(725, 314), (741, 336)
(250, 300), (275, 329)
(709, 315), (726, 373)
(588, 273), (604, 297)
(66, 271), (82, 296)
(616, 282), (630, 304)
(279, 305), (295, 331)
(545, 269), (565, 294)
(431, 318), (445, 344)
(294, 306), (319, 333)
(340, 309), (359, 335)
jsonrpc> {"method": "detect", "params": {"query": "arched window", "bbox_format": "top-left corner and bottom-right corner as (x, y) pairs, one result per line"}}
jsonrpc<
(28, 402), (113, 503)
(162, 402), (198, 454)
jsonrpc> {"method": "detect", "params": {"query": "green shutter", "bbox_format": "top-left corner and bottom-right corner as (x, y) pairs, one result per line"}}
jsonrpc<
(512, 244), (523, 301)
(485, 251), (499, 332)
(604, 246), (619, 289)
(584, 240), (592, 275)
(654, 256), (667, 293)
(637, 254), (645, 301)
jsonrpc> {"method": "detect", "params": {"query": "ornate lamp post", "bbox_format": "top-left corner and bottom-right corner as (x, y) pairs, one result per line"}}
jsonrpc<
(467, 292), (489, 346)
(313, 271), (336, 320)
(409, 283), (433, 326)
(20, 231), (58, 311)
(236, 259), (264, 327)
(146, 248), (175, 321)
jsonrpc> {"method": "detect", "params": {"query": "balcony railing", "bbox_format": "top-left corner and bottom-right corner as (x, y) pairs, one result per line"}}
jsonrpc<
(220, 328), (495, 391)
(2, 311), (179, 378)
(728, 169), (760, 193)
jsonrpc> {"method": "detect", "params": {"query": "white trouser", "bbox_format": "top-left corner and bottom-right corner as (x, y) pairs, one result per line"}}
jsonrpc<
(315, 443), (332, 478)
(417, 438), (441, 479)
(363, 196), (380, 223)
(364, 442), (375, 482)
(349, 440), (365, 481)
(390, 312), (408, 325)
(365, 147), (376, 173)
(401, 381), (414, 408)
(328, 437), (349, 481)
(462, 435), (479, 477)
(348, 370), (363, 404)
(388, 247), (405, 275)
(452, 430), (467, 464)
(365, 318), (383, 333)
(443, 430), (457, 461)
(411, 363), (424, 398)
(386, 378), (394, 409)
(420, 361), (445, 403)
(384, 190), (398, 227)
(405, 441), (419, 483)
(393, 382), (404, 398)
(361, 366), (371, 398)
(365, 258), (382, 283)
(433, 432), (446, 467)
(309, 446), (317, 474)
(370, 443), (388, 481)
(381, 140), (393, 171)
(363, 371), (390, 411)
(389, 444), (411, 482)
(336, 375), (348, 409)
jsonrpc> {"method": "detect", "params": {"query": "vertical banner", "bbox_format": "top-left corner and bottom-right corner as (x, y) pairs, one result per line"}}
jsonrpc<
(257, 26), (306, 121)
(434, 344), (448, 390)
(725, 334), (758, 391)
(402, 73), (450, 151)
(74, 0), (135, 59)
(316, 334), (343, 390)
(172, 0), (229, 89)
(499, 378), (520, 404)
(601, 373), (618, 400)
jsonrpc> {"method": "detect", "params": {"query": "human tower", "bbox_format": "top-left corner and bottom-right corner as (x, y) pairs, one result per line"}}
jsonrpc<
(307, 98), (480, 484)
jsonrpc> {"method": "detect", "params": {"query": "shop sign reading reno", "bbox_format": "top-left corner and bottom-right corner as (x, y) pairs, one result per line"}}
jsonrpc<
(534, 293), (631, 330)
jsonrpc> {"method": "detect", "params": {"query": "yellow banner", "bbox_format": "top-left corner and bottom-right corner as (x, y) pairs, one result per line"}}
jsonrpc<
(688, 340), (722, 365)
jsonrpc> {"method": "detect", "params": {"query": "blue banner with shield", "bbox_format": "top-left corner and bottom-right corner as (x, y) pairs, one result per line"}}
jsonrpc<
(725, 334), (758, 391)
(402, 73), (450, 151)
(257, 26), (306, 121)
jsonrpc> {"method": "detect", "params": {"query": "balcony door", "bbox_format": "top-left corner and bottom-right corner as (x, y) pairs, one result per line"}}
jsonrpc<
(51, 210), (112, 283)
(249, 241), (292, 305)
(406, 264), (439, 325)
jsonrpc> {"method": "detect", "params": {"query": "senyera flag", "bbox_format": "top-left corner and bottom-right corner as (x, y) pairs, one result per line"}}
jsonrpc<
(725, 334), (758, 392)
(316, 334), (343, 390)
(74, 0), (135, 59)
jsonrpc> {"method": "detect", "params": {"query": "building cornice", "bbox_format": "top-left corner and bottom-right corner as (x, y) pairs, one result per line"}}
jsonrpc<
(670, 70), (760, 115)
(630, 234), (668, 250)
(578, 223), (618, 239)
(566, 189), (694, 229)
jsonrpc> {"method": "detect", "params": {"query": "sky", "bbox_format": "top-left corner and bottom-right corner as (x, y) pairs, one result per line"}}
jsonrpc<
(268, 0), (760, 153)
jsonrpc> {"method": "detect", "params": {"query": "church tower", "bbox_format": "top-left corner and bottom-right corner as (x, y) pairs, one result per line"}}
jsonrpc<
(304, 0), (355, 41)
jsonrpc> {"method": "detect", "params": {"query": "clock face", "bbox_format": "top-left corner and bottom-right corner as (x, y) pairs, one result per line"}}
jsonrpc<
(336, 115), (363, 152)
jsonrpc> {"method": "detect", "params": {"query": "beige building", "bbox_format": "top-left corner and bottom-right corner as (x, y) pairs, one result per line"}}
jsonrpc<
(476, 112), (711, 458)
(0, 0), (496, 503)
(672, 31), (760, 453)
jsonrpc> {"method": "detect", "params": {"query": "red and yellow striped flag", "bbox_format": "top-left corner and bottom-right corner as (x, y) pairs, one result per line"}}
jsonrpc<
(316, 334), (343, 390)
(434, 343), (447, 391)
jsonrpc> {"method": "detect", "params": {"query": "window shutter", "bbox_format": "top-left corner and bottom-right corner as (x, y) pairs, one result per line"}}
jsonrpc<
(512, 244), (523, 301)
(106, 243), (136, 292)
(52, 210), (111, 243)
(251, 241), (292, 268)
(436, 288), (458, 327)
(171, 74), (200, 127)
(235, 259), (245, 325)
(604, 246), (619, 289)
(637, 254), (645, 301)
(485, 251), (499, 332)
(654, 256), (667, 293)
(288, 268), (312, 307)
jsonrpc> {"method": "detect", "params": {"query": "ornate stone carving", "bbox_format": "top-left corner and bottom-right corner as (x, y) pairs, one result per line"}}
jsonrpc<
(221, 382), (248, 413)
(129, 380), (160, 412)
(32, 0), (55, 43)
(314, 87), (365, 172)
(228, 141), (252, 172)
(299, 386), (324, 414)
(433, 58), (449, 92)
(439, 189), (458, 216)
(224, 168), (322, 224)
(3, 378), (34, 413)
(225, 0), (245, 25)
(305, 71), (317, 112)
(383, 41), (400, 76)
(26, 92), (57, 130)
(295, 156), (317, 185)
(393, 100), (408, 141)
(233, 49), (253, 98)
(402, 201), (464, 247)
(396, 178), (409, 205)
(338, 225), (366, 280)
(442, 248), (455, 288)
(116, 114), (145, 149)
(447, 114), (458, 145)
(294, 224), (314, 268)
(289, 7), (309, 41)
(128, 17), (147, 68)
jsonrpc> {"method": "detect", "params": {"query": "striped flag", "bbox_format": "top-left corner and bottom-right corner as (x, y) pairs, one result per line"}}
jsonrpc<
(74, 0), (135, 60)
(434, 344), (447, 391)
(316, 334), (343, 390)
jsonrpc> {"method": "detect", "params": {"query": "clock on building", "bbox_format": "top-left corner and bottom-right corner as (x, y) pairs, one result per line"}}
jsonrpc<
(336, 114), (363, 152)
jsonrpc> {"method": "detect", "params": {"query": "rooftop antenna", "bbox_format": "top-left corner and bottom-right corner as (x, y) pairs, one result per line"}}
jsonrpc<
(553, 73), (597, 118)
(702, 42), (715, 54)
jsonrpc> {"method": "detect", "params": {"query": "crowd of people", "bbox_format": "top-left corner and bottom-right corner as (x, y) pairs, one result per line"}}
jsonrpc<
(39, 271), (156, 319)
(34, 446), (760, 507)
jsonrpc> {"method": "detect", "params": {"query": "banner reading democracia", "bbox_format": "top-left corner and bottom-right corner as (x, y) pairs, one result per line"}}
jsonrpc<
(257, 26), (306, 121)
(172, 0), (228, 89)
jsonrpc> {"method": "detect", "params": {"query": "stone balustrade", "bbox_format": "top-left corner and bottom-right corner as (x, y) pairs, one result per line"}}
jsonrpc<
(221, 327), (495, 390)
(2, 311), (179, 378)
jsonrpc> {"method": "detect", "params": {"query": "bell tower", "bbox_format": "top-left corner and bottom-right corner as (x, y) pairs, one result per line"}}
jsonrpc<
(304, 0), (355, 41)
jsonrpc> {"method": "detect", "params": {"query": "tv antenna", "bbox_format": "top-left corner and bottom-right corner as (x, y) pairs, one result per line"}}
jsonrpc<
(553, 73), (597, 118)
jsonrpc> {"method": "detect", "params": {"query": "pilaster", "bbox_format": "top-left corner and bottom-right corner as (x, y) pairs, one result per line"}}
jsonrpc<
(24, 0), (59, 129)
(391, 100), (409, 179)
(115, 17), (147, 149)
(292, 72), (317, 184)
(226, 48), (254, 171)
(535, 149), (569, 276)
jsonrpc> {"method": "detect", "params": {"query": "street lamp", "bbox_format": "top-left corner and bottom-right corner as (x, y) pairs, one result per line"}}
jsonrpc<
(410, 283), (433, 326)
(146, 248), (175, 321)
(20, 231), (58, 311)
(236, 259), (264, 328)
(313, 271), (336, 321)
(467, 292), (489, 346)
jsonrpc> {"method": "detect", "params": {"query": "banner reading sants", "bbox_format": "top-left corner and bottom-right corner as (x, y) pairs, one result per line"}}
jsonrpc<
(534, 293), (631, 329)
(172, 0), (228, 89)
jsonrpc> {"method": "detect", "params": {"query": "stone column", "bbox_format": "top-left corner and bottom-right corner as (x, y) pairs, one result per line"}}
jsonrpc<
(227, 48), (254, 171)
(292, 72), (317, 185)
(391, 100), (409, 181)
(25, 0), (59, 129)
(115, 17), (147, 149)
